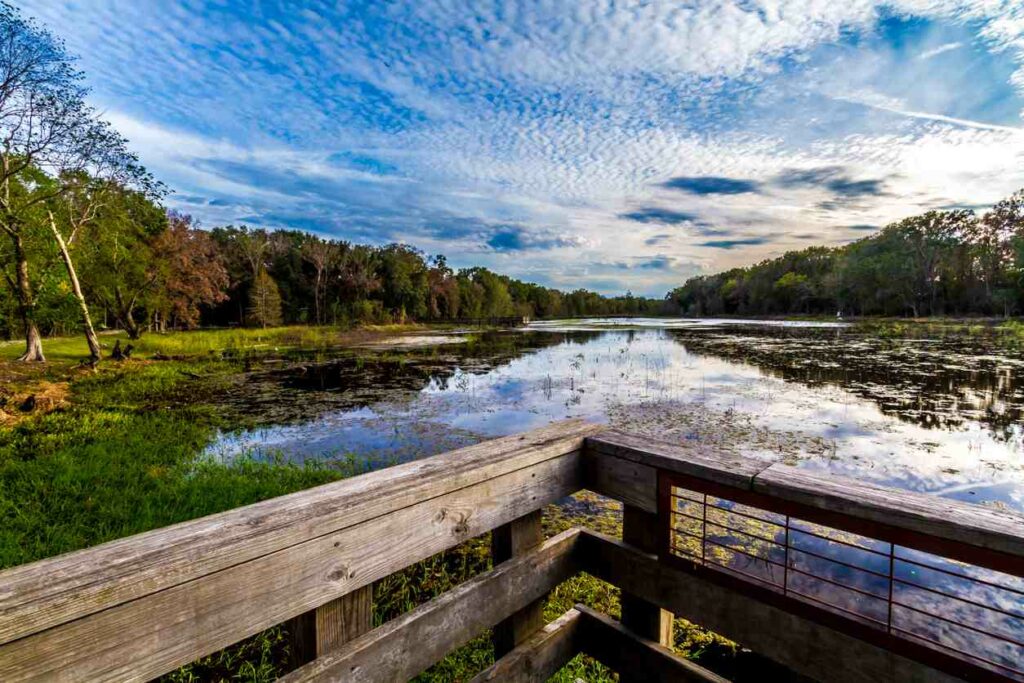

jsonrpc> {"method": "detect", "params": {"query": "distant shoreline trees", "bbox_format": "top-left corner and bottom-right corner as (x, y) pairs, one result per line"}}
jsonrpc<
(668, 191), (1024, 318)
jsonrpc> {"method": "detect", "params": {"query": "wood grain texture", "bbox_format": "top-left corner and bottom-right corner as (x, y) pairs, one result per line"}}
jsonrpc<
(314, 586), (373, 655)
(619, 506), (672, 650)
(755, 463), (1024, 561)
(578, 529), (962, 683)
(280, 529), (582, 683)
(582, 450), (657, 513)
(575, 605), (727, 683)
(0, 420), (600, 646)
(491, 510), (545, 657)
(584, 431), (769, 490)
(285, 586), (373, 669)
(0, 454), (584, 682)
(470, 608), (581, 683)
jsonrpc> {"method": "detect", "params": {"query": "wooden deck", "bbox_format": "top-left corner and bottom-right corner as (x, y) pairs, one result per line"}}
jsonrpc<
(1, 420), (1022, 681)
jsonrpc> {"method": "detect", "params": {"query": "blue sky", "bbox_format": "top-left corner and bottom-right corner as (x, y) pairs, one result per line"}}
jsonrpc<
(20, 1), (1024, 296)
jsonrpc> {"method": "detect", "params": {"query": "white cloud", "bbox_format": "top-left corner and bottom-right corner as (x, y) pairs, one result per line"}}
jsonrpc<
(919, 41), (963, 59)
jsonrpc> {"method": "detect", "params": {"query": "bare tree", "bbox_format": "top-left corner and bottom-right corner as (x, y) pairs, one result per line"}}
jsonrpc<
(300, 236), (338, 325)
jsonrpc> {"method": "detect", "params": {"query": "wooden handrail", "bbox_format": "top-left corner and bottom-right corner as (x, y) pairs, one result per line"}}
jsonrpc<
(586, 430), (1024, 564)
(2, 423), (1022, 682)
(0, 420), (599, 682)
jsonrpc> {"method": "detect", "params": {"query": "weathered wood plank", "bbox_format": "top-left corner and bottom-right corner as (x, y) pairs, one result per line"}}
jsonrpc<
(0, 454), (584, 682)
(585, 431), (769, 490)
(470, 608), (581, 683)
(491, 510), (545, 656)
(755, 464), (1024, 561)
(575, 604), (727, 683)
(0, 419), (600, 646)
(578, 529), (962, 683)
(285, 586), (373, 669)
(314, 586), (373, 655)
(280, 529), (582, 683)
(619, 506), (672, 662)
(582, 450), (657, 513)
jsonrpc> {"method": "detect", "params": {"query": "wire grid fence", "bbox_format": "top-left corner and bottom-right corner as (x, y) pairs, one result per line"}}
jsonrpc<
(667, 483), (1024, 681)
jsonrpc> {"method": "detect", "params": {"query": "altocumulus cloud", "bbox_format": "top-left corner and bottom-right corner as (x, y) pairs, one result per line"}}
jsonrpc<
(17, 1), (1024, 295)
(662, 176), (762, 195)
(486, 227), (590, 252)
(618, 208), (702, 225)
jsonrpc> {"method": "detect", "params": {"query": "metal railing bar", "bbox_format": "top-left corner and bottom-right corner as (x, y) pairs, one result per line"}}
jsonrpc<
(703, 519), (785, 545)
(783, 585), (890, 629)
(892, 600), (1024, 650)
(670, 489), (704, 504)
(671, 511), (708, 530)
(894, 576), (1024, 622)
(700, 555), (786, 591)
(785, 565), (890, 603)
(788, 546), (892, 582)
(670, 541), (786, 587)
(701, 535), (787, 567)
(788, 525), (891, 559)
(891, 625), (1024, 677)
(671, 516), (783, 546)
(895, 555), (1024, 599)
(704, 500), (788, 527)
(672, 489), (788, 527)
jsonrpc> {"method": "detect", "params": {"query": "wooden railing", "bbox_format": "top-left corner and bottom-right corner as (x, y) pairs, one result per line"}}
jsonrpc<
(1, 420), (1022, 682)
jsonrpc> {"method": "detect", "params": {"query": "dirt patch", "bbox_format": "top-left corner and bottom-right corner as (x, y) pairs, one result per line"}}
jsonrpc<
(0, 380), (71, 423)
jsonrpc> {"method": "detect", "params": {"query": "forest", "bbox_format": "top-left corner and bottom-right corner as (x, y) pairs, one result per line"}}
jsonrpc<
(670, 193), (1024, 318)
(0, 4), (660, 365)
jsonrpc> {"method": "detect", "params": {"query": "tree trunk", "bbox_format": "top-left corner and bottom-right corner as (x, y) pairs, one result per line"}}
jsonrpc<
(49, 213), (102, 364)
(10, 232), (45, 362)
(124, 317), (142, 339)
(113, 285), (143, 339)
(314, 269), (323, 326)
(20, 321), (45, 363)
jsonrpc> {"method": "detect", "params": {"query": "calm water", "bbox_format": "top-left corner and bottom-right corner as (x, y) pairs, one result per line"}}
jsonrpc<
(205, 318), (1024, 514)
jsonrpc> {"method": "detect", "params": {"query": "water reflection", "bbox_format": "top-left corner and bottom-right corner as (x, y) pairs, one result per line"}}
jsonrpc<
(204, 321), (1024, 512)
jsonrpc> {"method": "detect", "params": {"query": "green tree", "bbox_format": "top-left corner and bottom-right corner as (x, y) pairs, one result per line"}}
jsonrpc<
(247, 267), (282, 328)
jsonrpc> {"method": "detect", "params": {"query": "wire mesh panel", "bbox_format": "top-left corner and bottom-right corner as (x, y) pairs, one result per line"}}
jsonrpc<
(662, 475), (1024, 682)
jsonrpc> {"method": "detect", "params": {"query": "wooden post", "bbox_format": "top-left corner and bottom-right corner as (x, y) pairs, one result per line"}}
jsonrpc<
(491, 509), (545, 656)
(287, 585), (373, 668)
(620, 504), (673, 677)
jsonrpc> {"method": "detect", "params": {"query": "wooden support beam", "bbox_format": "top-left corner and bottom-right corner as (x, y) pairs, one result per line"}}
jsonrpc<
(286, 585), (373, 668)
(491, 510), (545, 657)
(582, 450), (657, 513)
(280, 529), (581, 683)
(578, 529), (962, 683)
(470, 608), (581, 683)
(619, 504), (673, 680)
(575, 605), (727, 683)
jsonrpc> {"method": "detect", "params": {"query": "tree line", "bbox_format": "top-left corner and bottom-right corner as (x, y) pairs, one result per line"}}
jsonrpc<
(669, 191), (1024, 318)
(0, 4), (661, 364)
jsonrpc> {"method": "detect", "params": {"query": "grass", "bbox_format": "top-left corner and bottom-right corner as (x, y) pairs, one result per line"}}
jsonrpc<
(0, 325), (750, 682)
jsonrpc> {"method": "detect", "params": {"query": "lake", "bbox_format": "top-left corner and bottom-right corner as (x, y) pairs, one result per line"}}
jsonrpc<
(205, 317), (1024, 514)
